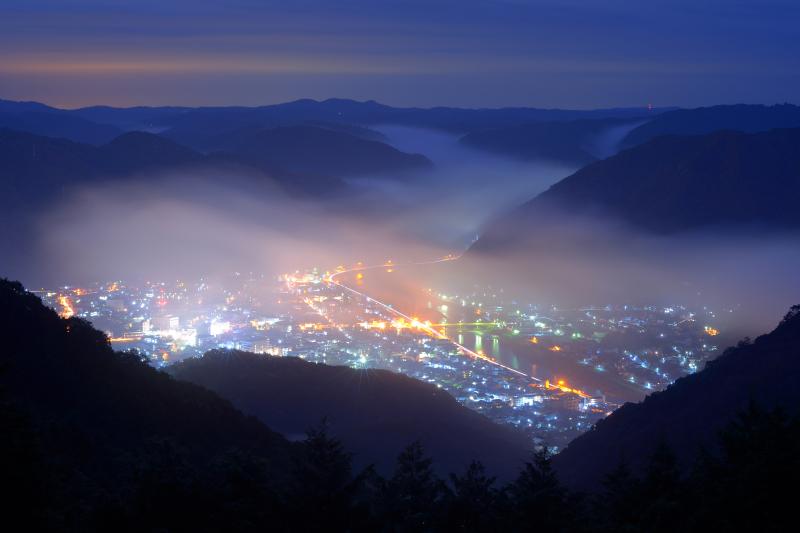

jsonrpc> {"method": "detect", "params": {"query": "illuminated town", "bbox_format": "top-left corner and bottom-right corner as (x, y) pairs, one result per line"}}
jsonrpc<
(37, 259), (723, 450)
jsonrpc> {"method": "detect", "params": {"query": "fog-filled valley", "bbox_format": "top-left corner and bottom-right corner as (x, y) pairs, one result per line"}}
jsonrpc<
(3, 95), (800, 531)
(3, 116), (580, 285)
(5, 103), (797, 337)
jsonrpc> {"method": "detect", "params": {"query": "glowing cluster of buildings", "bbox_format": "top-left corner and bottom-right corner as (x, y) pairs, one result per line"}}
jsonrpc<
(37, 266), (722, 450)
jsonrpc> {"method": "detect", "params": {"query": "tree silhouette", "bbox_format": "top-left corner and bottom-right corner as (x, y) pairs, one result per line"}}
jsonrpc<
(289, 419), (365, 530)
(638, 440), (682, 532)
(444, 460), (500, 531)
(598, 457), (642, 533)
(506, 448), (574, 530)
(382, 441), (446, 530)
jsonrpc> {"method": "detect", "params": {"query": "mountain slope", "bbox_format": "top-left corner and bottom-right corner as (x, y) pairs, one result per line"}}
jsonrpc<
(0, 98), (59, 114)
(552, 305), (800, 490)
(54, 97), (663, 144)
(0, 128), (98, 207)
(0, 129), (202, 211)
(214, 125), (432, 178)
(474, 128), (800, 248)
(460, 118), (643, 165)
(0, 110), (122, 144)
(68, 104), (189, 130)
(0, 279), (294, 528)
(622, 103), (800, 148)
(98, 130), (202, 173)
(0, 128), (354, 215)
(170, 350), (532, 480)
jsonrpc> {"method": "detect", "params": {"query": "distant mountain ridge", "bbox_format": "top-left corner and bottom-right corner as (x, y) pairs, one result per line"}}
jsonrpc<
(6, 99), (800, 156)
(459, 117), (645, 165)
(0, 123), (431, 214)
(622, 103), (800, 148)
(0, 97), (664, 141)
(459, 103), (800, 168)
(210, 125), (431, 177)
(0, 110), (122, 145)
(0, 128), (202, 211)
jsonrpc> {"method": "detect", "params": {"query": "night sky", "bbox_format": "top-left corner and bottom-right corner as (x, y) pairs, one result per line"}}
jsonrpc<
(1, 0), (798, 108)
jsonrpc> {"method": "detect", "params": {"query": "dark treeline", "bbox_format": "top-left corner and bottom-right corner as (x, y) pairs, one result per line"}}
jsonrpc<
(2, 278), (799, 531)
(5, 395), (799, 531)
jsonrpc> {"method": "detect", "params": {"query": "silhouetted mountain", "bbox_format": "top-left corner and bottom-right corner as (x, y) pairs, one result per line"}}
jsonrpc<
(345, 102), (659, 133)
(0, 278), (562, 530)
(170, 350), (532, 480)
(0, 278), (295, 529)
(0, 97), (662, 142)
(553, 306), (800, 490)
(303, 120), (388, 142)
(460, 118), (644, 165)
(97, 131), (202, 173)
(0, 111), (122, 144)
(0, 98), (59, 113)
(147, 99), (664, 147)
(0, 129), (97, 209)
(185, 120), (388, 150)
(474, 128), (800, 250)
(0, 129), (202, 213)
(68, 105), (189, 131)
(0, 128), (359, 218)
(212, 125), (432, 178)
(159, 99), (398, 146)
(0, 111), (429, 186)
(622, 103), (800, 148)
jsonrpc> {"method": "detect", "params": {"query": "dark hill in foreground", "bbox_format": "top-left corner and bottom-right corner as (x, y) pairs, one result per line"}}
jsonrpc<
(553, 305), (800, 490)
(0, 278), (294, 530)
(170, 350), (532, 480)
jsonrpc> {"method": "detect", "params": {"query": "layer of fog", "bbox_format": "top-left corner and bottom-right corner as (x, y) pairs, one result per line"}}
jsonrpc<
(583, 120), (645, 159)
(348, 126), (576, 248)
(19, 124), (799, 338)
(458, 210), (800, 337)
(26, 130), (575, 287)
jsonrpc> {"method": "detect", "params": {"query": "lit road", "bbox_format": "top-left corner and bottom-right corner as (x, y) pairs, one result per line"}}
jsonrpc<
(326, 255), (535, 379)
